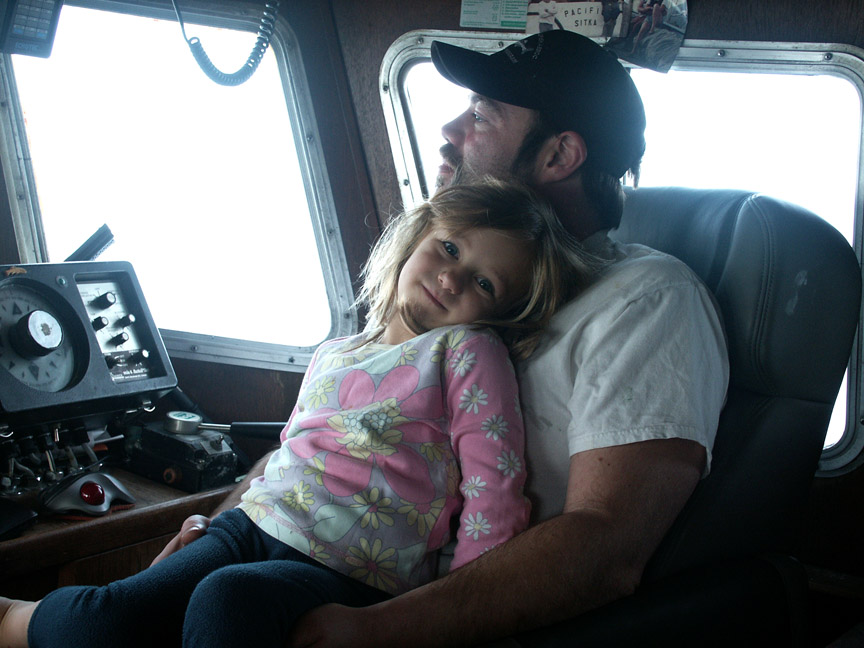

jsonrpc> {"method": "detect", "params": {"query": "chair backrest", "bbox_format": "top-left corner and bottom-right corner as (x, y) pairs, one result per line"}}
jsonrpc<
(610, 187), (861, 581)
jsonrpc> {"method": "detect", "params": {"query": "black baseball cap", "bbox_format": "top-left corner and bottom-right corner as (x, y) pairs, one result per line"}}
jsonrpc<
(431, 31), (646, 179)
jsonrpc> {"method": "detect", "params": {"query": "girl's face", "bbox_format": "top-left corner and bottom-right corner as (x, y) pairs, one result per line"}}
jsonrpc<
(384, 226), (533, 344)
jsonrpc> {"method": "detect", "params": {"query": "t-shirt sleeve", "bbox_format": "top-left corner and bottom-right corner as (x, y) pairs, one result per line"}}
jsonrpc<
(444, 331), (531, 570)
(566, 279), (728, 475)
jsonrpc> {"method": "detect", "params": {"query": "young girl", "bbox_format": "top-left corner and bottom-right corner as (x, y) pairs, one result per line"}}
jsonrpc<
(0, 178), (596, 648)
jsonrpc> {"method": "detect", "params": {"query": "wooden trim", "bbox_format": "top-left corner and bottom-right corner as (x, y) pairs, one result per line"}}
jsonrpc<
(0, 470), (233, 577)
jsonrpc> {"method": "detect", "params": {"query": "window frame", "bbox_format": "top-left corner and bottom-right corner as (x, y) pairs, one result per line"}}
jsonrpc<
(0, 0), (358, 373)
(381, 31), (864, 474)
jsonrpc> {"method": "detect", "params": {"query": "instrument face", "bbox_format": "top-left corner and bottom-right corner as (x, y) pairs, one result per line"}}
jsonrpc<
(0, 262), (176, 429)
(0, 282), (80, 393)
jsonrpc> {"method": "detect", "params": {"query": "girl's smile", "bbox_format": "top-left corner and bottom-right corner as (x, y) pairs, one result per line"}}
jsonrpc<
(382, 226), (533, 345)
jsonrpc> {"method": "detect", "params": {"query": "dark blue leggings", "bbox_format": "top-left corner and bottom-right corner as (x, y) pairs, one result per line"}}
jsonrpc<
(28, 509), (389, 648)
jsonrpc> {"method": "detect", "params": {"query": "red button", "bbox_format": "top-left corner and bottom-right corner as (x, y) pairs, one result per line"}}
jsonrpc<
(79, 481), (106, 505)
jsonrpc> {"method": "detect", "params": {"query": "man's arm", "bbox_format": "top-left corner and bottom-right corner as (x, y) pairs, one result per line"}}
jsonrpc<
(211, 449), (275, 515)
(150, 449), (275, 566)
(290, 437), (704, 647)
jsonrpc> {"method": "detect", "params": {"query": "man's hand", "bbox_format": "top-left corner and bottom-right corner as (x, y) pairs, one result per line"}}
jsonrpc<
(150, 514), (211, 566)
(289, 439), (705, 648)
(149, 450), (275, 568)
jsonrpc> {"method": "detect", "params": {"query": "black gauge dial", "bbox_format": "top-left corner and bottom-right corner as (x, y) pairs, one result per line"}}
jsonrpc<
(0, 283), (77, 392)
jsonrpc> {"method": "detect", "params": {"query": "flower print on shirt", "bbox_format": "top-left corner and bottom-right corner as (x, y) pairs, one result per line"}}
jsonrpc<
(284, 480), (315, 512)
(253, 326), (530, 595)
(481, 415), (508, 441)
(463, 512), (492, 541)
(238, 485), (273, 523)
(450, 350), (477, 377)
(345, 537), (398, 591)
(419, 442), (446, 463)
(398, 498), (446, 536)
(350, 488), (396, 530)
(305, 376), (335, 410)
(329, 398), (406, 460)
(396, 344), (418, 367)
(459, 384), (488, 414)
(288, 363), (445, 503)
(323, 339), (377, 370)
(308, 538), (331, 562)
(497, 450), (523, 479)
(461, 475), (487, 500)
(430, 328), (467, 363)
(302, 456), (326, 487)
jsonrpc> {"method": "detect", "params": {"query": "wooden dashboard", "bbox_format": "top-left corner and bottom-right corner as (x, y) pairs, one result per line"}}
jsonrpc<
(0, 470), (234, 600)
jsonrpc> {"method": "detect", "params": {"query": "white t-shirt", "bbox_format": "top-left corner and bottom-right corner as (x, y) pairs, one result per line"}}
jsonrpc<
(517, 237), (729, 523)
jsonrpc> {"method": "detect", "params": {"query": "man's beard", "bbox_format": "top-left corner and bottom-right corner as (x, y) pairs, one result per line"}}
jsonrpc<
(435, 142), (534, 192)
(436, 142), (463, 191)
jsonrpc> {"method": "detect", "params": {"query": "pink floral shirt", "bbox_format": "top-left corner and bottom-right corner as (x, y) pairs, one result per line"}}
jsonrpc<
(238, 325), (530, 595)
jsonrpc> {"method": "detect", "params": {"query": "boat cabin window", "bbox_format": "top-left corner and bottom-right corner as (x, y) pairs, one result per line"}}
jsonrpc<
(1, 2), (356, 371)
(383, 32), (864, 471)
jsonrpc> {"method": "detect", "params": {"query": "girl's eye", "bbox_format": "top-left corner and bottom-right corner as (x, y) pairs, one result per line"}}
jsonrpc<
(442, 241), (459, 258)
(472, 111), (485, 123)
(477, 277), (495, 295)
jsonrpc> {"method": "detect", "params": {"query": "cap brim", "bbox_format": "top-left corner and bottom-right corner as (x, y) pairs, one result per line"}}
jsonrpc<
(431, 41), (542, 111)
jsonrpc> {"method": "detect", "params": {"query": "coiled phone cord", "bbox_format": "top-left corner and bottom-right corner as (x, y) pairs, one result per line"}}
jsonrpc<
(170, 0), (281, 86)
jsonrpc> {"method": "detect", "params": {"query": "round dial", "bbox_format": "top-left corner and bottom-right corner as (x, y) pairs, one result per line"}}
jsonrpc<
(0, 283), (77, 392)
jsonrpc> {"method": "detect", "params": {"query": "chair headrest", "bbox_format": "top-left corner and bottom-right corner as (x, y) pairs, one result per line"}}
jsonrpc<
(612, 187), (860, 403)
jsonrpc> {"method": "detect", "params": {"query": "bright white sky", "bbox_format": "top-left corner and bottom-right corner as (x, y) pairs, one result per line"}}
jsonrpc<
(406, 62), (860, 245)
(12, 5), (331, 347)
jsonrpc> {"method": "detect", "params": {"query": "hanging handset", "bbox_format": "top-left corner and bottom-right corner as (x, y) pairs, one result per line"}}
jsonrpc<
(0, 0), (64, 58)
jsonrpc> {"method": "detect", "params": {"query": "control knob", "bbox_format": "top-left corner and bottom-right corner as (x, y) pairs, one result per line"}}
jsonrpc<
(92, 316), (109, 331)
(129, 349), (150, 364)
(9, 310), (63, 358)
(92, 292), (116, 310)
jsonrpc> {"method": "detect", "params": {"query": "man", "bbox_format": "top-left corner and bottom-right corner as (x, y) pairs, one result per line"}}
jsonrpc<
(536, 1), (560, 32)
(601, 0), (623, 37)
(155, 30), (728, 646)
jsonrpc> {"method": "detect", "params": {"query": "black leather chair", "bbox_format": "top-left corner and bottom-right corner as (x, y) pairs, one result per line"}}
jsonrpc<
(515, 187), (861, 647)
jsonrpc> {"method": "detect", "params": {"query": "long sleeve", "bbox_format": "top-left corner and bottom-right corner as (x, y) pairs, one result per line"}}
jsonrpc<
(444, 331), (531, 570)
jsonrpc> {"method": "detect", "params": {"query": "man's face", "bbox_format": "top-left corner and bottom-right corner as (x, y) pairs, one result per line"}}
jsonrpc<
(437, 94), (539, 191)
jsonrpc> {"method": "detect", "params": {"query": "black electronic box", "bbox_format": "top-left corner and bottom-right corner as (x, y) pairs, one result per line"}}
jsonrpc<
(126, 411), (238, 493)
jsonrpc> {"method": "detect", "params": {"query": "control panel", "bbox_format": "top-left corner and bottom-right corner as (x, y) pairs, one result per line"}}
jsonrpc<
(77, 279), (152, 383)
(0, 261), (177, 494)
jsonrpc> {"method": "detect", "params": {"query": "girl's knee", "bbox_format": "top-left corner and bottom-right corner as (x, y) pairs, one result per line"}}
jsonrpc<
(187, 565), (259, 614)
(183, 565), (297, 647)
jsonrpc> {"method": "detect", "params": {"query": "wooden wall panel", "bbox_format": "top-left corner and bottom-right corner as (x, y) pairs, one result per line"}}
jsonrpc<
(171, 357), (302, 424)
(685, 0), (864, 46)
(330, 0), (462, 220)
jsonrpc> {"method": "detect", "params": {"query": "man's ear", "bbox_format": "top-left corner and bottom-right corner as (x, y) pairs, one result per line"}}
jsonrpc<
(535, 131), (587, 183)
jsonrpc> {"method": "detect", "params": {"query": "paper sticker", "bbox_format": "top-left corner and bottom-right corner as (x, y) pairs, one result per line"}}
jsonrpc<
(524, 1), (688, 73)
(526, 2), (607, 37)
(460, 0), (531, 30)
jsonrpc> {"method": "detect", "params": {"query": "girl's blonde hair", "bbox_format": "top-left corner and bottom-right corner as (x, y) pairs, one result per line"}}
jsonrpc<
(358, 177), (599, 359)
